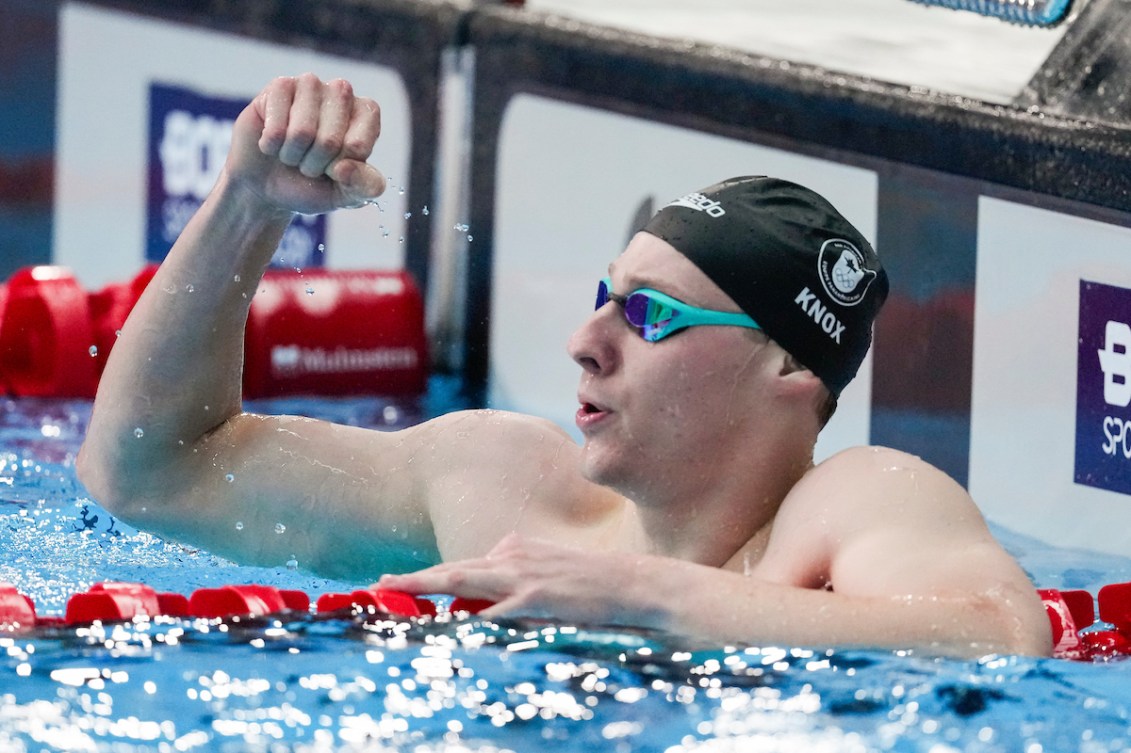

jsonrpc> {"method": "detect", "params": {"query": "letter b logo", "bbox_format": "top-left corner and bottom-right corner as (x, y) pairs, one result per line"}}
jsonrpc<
(1099, 320), (1131, 407)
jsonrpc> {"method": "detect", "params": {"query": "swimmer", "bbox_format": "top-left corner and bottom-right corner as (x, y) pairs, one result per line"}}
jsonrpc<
(77, 74), (1052, 657)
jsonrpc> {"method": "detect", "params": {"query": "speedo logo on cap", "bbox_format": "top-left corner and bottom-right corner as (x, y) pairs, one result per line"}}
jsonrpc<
(666, 192), (726, 218)
(817, 239), (876, 306)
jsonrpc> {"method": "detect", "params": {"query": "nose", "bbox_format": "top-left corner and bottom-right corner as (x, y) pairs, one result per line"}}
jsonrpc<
(567, 301), (622, 376)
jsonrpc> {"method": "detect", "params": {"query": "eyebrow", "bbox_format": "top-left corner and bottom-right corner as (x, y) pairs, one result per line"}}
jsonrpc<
(606, 263), (746, 314)
(608, 264), (685, 299)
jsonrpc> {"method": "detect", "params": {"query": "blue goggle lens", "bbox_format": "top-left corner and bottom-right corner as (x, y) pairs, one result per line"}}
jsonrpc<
(595, 278), (680, 342)
(595, 277), (761, 343)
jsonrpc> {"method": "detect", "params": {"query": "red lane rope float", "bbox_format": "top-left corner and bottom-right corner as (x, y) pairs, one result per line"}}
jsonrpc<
(188, 585), (310, 620)
(1039, 586), (1131, 659)
(65, 582), (188, 625)
(1038, 589), (1086, 659)
(0, 267), (99, 398)
(0, 581), (496, 630)
(0, 583), (37, 630)
(448, 598), (496, 615)
(0, 264), (428, 399)
(314, 588), (436, 618)
(1090, 582), (1131, 657)
(3, 580), (1129, 660)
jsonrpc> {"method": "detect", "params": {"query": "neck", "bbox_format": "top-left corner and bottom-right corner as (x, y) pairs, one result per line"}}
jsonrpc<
(628, 443), (814, 567)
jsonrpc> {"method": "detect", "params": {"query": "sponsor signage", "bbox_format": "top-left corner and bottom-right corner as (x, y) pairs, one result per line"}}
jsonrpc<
(270, 345), (419, 377)
(1075, 279), (1131, 495)
(146, 82), (325, 268)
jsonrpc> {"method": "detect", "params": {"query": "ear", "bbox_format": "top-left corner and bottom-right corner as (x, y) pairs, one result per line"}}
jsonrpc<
(776, 352), (831, 431)
(779, 351), (813, 378)
(777, 350), (825, 394)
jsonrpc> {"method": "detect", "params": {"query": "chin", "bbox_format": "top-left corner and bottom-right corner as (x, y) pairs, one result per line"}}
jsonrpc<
(578, 442), (625, 488)
(580, 443), (652, 500)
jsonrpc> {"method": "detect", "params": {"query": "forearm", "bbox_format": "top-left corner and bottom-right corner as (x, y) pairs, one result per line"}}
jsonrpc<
(380, 536), (1048, 657)
(80, 172), (291, 500)
(642, 560), (1050, 657)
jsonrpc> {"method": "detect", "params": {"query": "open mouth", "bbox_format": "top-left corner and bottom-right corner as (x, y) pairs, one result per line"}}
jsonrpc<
(575, 400), (610, 429)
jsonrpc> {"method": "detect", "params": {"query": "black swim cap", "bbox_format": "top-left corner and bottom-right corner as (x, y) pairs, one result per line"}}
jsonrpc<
(642, 176), (888, 396)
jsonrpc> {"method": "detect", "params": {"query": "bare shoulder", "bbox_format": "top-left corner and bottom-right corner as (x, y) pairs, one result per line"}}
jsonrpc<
(418, 408), (574, 449)
(412, 409), (582, 480)
(754, 444), (996, 587)
(787, 445), (982, 531)
(413, 410), (627, 559)
(809, 444), (958, 489)
(756, 445), (1050, 654)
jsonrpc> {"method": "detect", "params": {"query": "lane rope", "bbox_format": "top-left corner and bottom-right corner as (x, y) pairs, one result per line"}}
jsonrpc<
(2, 579), (1127, 660)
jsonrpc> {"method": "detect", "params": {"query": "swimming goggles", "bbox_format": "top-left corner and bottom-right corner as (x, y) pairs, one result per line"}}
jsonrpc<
(596, 277), (762, 342)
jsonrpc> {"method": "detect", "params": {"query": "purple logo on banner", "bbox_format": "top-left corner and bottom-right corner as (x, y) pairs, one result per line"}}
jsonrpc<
(146, 82), (325, 267)
(1075, 279), (1131, 495)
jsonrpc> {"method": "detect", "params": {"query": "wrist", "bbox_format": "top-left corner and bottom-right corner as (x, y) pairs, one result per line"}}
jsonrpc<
(209, 169), (296, 227)
(156, 169), (295, 287)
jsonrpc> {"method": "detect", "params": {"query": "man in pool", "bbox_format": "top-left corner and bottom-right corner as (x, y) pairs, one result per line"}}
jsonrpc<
(77, 74), (1051, 657)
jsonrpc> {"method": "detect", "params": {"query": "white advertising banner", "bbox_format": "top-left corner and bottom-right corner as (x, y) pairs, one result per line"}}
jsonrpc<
(55, 2), (412, 288)
(970, 196), (1131, 555)
(491, 93), (878, 457)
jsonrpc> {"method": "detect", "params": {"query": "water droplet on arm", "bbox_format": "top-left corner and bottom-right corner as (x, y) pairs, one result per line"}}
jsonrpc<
(134, 428), (144, 439)
(275, 523), (286, 535)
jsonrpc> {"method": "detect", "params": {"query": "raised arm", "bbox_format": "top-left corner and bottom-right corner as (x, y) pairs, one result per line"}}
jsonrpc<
(76, 75), (436, 578)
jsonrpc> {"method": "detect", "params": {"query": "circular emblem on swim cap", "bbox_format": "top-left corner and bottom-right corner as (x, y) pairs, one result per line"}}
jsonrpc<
(817, 238), (876, 307)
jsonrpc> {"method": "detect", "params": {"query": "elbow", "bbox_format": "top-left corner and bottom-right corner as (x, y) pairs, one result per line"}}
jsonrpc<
(1014, 612), (1055, 659)
(76, 440), (117, 510)
(1011, 592), (1055, 658)
(1002, 625), (1054, 659)
(919, 589), (1053, 658)
(976, 590), (1054, 658)
(76, 438), (145, 520)
(76, 438), (101, 493)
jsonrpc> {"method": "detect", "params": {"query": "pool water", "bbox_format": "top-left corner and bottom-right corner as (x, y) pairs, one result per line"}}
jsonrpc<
(2, 386), (1131, 752)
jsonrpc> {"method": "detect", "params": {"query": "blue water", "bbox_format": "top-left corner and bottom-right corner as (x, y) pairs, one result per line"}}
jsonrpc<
(2, 385), (1131, 752)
